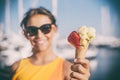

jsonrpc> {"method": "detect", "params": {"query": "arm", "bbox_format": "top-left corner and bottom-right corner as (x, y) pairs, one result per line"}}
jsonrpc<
(11, 61), (20, 72)
(63, 60), (72, 80)
(10, 60), (20, 79)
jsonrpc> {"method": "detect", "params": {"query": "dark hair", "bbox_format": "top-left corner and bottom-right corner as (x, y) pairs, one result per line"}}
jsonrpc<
(21, 7), (57, 29)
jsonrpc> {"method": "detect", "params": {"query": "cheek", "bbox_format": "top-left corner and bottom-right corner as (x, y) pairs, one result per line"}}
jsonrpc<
(28, 37), (35, 46)
(47, 33), (54, 42)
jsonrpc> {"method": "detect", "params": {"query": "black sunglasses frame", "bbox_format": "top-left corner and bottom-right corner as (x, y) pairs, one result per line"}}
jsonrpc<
(25, 24), (52, 36)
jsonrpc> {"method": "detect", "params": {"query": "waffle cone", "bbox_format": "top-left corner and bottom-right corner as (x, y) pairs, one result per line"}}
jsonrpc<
(75, 43), (89, 59)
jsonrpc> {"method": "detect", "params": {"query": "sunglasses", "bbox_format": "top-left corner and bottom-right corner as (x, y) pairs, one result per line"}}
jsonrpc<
(25, 24), (52, 36)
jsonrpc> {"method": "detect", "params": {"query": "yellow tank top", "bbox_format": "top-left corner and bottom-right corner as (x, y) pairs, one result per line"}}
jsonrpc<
(12, 57), (64, 80)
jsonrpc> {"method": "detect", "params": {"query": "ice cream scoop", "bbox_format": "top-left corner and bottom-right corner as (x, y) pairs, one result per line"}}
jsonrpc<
(67, 31), (80, 49)
(68, 26), (96, 58)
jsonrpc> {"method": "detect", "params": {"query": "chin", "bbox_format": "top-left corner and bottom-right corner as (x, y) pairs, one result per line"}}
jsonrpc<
(32, 46), (48, 52)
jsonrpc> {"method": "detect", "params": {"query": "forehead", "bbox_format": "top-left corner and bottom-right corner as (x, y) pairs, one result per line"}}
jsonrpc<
(27, 14), (51, 27)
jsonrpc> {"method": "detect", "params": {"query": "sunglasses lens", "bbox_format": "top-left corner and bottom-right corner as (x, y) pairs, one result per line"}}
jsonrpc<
(26, 27), (38, 36)
(40, 24), (51, 34)
(26, 24), (52, 36)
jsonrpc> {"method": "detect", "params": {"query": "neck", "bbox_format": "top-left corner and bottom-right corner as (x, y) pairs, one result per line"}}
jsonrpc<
(31, 48), (57, 64)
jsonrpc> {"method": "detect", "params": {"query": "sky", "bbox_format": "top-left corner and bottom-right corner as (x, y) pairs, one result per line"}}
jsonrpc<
(0, 0), (120, 38)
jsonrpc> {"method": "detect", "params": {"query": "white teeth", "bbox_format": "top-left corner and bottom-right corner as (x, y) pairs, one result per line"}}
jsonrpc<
(37, 41), (44, 44)
(34, 39), (46, 45)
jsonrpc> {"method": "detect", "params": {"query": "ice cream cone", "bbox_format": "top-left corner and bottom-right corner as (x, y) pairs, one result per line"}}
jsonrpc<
(75, 42), (89, 59)
(68, 26), (96, 59)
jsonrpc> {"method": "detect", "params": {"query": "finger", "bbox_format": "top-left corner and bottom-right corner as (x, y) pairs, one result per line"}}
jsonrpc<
(71, 64), (88, 74)
(70, 72), (87, 80)
(74, 58), (90, 70)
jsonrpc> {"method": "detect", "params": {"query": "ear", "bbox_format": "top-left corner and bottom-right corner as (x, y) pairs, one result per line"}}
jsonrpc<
(23, 30), (29, 39)
(52, 24), (57, 33)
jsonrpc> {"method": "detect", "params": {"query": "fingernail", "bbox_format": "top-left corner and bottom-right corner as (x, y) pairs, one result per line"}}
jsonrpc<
(74, 58), (81, 62)
(74, 58), (77, 62)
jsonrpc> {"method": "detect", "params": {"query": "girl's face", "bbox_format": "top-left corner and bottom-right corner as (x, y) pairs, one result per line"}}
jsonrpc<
(25, 14), (57, 52)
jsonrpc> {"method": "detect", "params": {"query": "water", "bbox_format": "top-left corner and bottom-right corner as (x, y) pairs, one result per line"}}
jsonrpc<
(90, 47), (120, 80)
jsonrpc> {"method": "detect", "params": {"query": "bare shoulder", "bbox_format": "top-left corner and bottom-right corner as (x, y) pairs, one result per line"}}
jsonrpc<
(63, 59), (73, 80)
(11, 60), (20, 72)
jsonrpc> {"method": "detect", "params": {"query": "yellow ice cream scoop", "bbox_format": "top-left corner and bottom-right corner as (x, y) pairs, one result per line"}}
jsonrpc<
(77, 26), (96, 48)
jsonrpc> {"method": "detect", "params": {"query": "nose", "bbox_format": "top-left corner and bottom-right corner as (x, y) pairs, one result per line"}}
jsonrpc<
(36, 29), (44, 38)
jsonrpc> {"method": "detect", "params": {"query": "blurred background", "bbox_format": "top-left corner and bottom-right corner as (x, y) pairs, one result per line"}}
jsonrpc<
(0, 0), (120, 80)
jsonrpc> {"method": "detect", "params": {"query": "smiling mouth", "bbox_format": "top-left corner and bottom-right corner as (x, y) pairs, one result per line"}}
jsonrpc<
(35, 40), (44, 44)
(34, 39), (47, 45)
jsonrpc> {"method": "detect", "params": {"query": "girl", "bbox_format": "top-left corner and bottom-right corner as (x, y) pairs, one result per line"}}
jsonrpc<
(11, 7), (90, 80)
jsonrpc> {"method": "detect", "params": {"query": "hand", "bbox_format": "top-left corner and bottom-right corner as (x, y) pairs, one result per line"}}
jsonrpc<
(70, 58), (90, 80)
